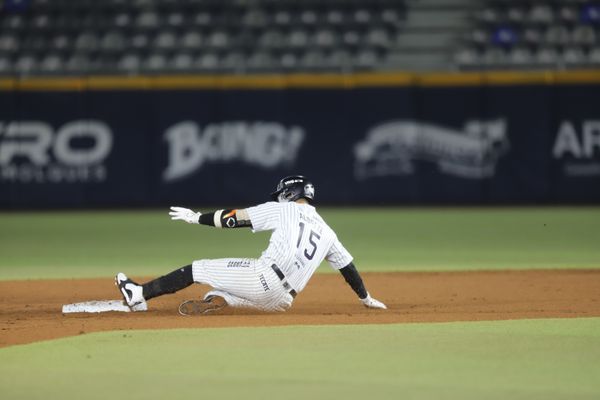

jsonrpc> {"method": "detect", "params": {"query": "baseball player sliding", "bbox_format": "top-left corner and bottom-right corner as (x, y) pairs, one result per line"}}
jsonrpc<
(116, 175), (387, 315)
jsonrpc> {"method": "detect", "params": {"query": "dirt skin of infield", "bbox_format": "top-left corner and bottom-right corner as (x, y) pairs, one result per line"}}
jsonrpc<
(1, 270), (600, 348)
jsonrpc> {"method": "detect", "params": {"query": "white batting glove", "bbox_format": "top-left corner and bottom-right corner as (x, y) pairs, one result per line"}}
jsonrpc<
(360, 293), (387, 309)
(169, 206), (201, 224)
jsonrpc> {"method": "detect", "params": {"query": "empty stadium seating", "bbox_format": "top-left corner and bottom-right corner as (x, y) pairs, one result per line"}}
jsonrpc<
(0, 0), (413, 75)
(455, 1), (600, 70)
(0, 0), (598, 76)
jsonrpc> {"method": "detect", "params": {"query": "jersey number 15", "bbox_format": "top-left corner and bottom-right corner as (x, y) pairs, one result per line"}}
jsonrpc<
(296, 222), (321, 260)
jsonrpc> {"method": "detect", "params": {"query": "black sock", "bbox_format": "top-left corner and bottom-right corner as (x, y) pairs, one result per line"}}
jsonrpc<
(142, 265), (194, 301)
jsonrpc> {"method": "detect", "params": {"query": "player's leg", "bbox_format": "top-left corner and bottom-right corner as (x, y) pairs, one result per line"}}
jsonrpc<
(178, 289), (251, 315)
(179, 289), (292, 315)
(117, 259), (293, 313)
(115, 265), (194, 310)
(187, 258), (293, 313)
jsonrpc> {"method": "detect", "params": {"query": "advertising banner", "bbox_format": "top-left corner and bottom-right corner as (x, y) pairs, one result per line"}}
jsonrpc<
(1, 83), (599, 207)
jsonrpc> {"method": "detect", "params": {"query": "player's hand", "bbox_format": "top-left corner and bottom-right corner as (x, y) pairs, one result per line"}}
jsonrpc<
(169, 206), (201, 224)
(360, 293), (387, 309)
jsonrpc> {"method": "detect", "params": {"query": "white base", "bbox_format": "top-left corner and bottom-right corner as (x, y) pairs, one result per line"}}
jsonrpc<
(62, 300), (147, 313)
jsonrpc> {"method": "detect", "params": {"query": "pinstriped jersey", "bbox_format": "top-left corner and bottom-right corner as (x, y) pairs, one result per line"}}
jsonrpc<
(246, 201), (353, 293)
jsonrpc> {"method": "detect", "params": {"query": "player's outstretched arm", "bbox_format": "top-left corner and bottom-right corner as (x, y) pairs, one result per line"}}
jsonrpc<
(169, 206), (252, 229)
(339, 262), (387, 309)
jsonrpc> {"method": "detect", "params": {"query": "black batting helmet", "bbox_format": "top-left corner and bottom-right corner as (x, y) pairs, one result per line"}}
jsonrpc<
(270, 175), (315, 203)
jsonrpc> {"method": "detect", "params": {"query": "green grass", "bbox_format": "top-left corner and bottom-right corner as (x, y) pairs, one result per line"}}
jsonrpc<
(1, 318), (599, 400)
(1, 207), (599, 280)
(1, 208), (598, 399)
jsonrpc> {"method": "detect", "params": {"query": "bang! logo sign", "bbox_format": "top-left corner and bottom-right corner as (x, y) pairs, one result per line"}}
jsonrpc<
(162, 121), (305, 181)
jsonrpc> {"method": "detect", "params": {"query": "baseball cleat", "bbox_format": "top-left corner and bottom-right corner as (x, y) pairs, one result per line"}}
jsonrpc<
(115, 272), (147, 312)
(178, 295), (227, 316)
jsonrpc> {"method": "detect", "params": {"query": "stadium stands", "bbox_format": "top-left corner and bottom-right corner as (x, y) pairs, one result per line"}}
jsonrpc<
(456, 0), (600, 70)
(0, 0), (598, 75)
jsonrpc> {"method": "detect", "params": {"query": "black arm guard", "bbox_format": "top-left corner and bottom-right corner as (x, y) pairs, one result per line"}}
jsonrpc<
(339, 262), (368, 299)
(199, 209), (252, 229)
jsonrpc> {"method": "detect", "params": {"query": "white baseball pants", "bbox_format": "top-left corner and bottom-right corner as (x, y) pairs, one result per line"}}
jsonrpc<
(191, 258), (294, 312)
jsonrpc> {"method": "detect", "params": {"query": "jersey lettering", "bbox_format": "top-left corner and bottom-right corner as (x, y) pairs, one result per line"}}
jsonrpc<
(296, 221), (321, 261)
(304, 230), (320, 260)
(245, 202), (353, 293)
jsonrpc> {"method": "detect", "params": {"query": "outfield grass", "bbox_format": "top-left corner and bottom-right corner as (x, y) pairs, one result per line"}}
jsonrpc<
(1, 318), (599, 400)
(0, 207), (599, 280)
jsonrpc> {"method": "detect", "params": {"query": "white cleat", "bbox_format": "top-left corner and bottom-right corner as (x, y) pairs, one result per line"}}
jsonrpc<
(115, 273), (148, 312)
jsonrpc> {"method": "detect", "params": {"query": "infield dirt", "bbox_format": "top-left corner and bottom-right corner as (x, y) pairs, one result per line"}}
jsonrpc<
(1, 270), (600, 348)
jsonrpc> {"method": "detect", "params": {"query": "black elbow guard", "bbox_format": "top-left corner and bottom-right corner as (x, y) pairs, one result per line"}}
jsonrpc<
(199, 209), (252, 229)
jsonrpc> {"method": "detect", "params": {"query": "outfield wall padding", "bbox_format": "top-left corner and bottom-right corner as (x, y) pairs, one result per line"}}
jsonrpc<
(1, 77), (599, 207)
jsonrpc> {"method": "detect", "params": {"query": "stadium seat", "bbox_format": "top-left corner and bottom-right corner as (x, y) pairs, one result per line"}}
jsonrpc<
(220, 51), (246, 72)
(507, 6), (526, 24)
(75, 32), (100, 53)
(51, 34), (72, 52)
(101, 31), (127, 53)
(522, 27), (543, 46)
(181, 31), (203, 49)
(508, 46), (533, 66)
(154, 31), (177, 50)
(246, 51), (276, 71)
(589, 47), (600, 65)
(144, 53), (168, 71)
(545, 25), (571, 46)
(562, 46), (587, 66)
(170, 52), (194, 71)
(113, 12), (133, 29)
(454, 47), (479, 66)
(529, 4), (555, 25)
(279, 51), (299, 70)
(571, 25), (596, 47)
(288, 29), (310, 49)
(482, 47), (507, 67)
(14, 54), (38, 75)
(136, 11), (160, 31)
(327, 49), (352, 70)
(39, 53), (64, 74)
(0, 34), (19, 55)
(195, 52), (219, 71)
(259, 30), (286, 50)
(118, 53), (142, 73)
(353, 48), (379, 70)
(536, 46), (559, 67)
(65, 54), (91, 73)
(130, 33), (152, 51)
(0, 57), (13, 74)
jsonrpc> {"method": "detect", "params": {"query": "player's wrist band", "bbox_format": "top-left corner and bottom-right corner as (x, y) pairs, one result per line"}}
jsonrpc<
(199, 212), (216, 226)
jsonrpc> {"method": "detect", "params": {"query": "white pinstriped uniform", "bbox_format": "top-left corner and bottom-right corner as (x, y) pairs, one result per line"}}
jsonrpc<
(191, 201), (353, 311)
